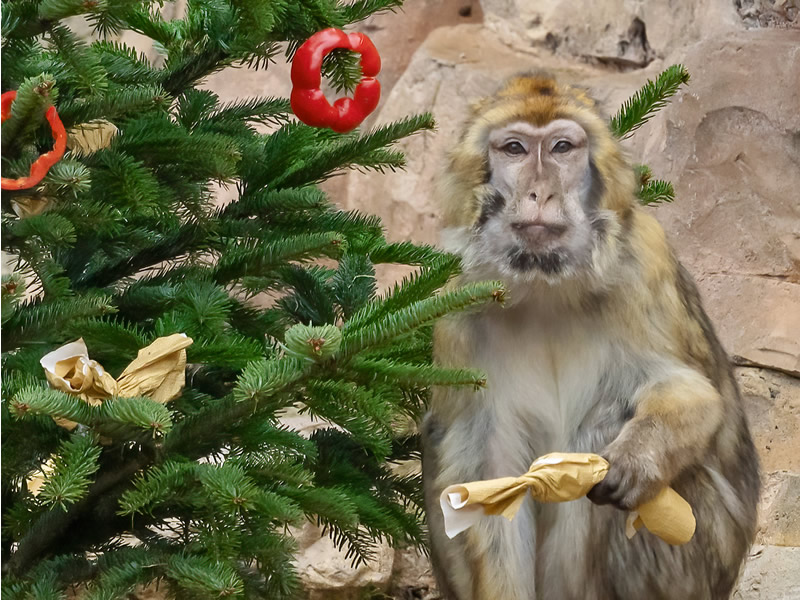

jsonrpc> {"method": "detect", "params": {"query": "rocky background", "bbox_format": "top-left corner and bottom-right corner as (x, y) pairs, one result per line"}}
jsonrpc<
(83, 0), (800, 597)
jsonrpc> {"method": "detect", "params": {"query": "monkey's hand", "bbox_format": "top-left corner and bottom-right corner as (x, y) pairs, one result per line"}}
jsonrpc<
(586, 442), (666, 511)
(588, 370), (724, 511)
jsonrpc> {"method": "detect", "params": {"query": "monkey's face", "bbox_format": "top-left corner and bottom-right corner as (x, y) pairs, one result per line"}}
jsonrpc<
(440, 75), (635, 288)
(469, 118), (602, 280)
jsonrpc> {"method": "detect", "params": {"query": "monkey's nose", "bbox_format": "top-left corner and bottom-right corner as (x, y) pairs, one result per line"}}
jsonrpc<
(528, 192), (555, 204)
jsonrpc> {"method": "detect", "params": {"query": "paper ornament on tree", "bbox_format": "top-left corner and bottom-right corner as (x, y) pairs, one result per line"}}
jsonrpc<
(40, 333), (193, 429)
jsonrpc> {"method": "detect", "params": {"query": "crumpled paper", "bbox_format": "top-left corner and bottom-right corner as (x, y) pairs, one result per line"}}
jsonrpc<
(115, 334), (193, 403)
(67, 119), (118, 156)
(26, 456), (56, 497)
(440, 452), (696, 546)
(40, 333), (193, 429)
(12, 195), (50, 218)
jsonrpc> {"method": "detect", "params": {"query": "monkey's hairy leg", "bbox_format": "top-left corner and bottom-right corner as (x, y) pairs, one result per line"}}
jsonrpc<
(588, 367), (723, 510)
(421, 416), (477, 600)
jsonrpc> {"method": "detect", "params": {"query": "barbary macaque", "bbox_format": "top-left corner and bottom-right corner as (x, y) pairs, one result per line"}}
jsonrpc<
(422, 74), (759, 600)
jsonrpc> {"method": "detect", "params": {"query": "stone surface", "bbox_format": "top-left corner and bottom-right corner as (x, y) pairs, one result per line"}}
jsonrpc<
(480, 0), (744, 68)
(738, 369), (800, 474)
(627, 30), (800, 377)
(736, 0), (800, 28)
(293, 522), (395, 600)
(732, 545), (800, 599)
(758, 471), (800, 546)
(388, 548), (439, 600)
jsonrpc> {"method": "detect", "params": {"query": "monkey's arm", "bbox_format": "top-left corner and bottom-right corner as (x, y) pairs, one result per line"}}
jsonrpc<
(588, 366), (723, 510)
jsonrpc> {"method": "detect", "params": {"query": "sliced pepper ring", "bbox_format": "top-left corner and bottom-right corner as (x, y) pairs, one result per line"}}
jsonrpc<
(1, 90), (67, 191)
(290, 28), (381, 133)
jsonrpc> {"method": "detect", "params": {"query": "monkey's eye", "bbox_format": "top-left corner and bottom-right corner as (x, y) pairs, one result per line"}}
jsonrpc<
(502, 141), (526, 156)
(552, 140), (573, 153)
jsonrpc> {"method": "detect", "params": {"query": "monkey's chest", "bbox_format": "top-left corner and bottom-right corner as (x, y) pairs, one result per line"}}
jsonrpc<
(460, 314), (632, 479)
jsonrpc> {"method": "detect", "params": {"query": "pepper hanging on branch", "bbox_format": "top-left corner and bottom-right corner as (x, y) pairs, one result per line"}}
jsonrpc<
(1, 89), (67, 190)
(290, 28), (381, 133)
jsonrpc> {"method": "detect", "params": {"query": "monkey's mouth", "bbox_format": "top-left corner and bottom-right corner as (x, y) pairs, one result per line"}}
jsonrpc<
(506, 246), (567, 275)
(510, 220), (568, 246)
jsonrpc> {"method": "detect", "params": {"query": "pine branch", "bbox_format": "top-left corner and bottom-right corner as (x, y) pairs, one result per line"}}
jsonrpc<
(95, 396), (174, 439)
(36, 436), (102, 510)
(46, 25), (109, 97)
(344, 253), (460, 332)
(321, 48), (364, 94)
(7, 449), (154, 577)
(166, 555), (243, 598)
(0, 74), (58, 156)
(639, 179), (676, 205)
(275, 113), (436, 188)
(213, 232), (346, 283)
(609, 64), (690, 139)
(9, 387), (94, 426)
(91, 42), (161, 86)
(209, 96), (292, 128)
(367, 241), (452, 266)
(74, 223), (205, 289)
(340, 0), (403, 23)
(340, 281), (506, 359)
(350, 358), (486, 388)
(2, 295), (117, 350)
(221, 186), (329, 220)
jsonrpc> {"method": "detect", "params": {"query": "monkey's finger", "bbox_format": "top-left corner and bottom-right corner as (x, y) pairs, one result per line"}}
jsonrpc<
(588, 467), (637, 509)
(587, 480), (617, 505)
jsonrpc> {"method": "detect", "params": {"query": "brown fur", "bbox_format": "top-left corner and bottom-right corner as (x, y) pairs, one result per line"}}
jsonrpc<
(423, 74), (760, 600)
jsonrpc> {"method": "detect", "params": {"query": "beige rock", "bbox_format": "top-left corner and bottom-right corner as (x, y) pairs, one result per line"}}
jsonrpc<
(388, 547), (439, 600)
(293, 522), (395, 599)
(733, 545), (800, 599)
(628, 30), (800, 376)
(738, 369), (800, 473)
(758, 471), (800, 546)
(736, 0), (800, 28)
(480, 0), (744, 68)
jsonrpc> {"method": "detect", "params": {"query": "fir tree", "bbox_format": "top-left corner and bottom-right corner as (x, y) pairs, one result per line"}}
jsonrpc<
(0, 0), (689, 591)
(1, 1), (503, 596)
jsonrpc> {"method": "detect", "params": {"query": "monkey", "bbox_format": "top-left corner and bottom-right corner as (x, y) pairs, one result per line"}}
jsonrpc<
(421, 74), (760, 600)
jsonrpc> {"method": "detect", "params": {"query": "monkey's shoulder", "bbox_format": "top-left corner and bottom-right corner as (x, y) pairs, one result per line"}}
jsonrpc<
(623, 209), (733, 389)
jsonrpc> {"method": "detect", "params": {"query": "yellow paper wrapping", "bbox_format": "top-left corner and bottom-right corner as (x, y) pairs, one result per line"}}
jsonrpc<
(39, 334), (193, 429)
(115, 333), (193, 403)
(12, 195), (50, 218)
(40, 338), (117, 429)
(440, 452), (696, 546)
(67, 119), (118, 156)
(26, 456), (56, 497)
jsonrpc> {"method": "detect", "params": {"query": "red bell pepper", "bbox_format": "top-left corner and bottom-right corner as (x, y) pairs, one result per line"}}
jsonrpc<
(290, 28), (381, 133)
(1, 90), (67, 191)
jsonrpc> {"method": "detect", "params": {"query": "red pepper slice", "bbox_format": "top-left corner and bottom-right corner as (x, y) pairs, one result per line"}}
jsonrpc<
(1, 90), (67, 191)
(290, 28), (381, 133)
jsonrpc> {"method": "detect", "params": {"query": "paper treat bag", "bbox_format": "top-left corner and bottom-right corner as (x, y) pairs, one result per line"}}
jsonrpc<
(440, 452), (696, 546)
(40, 333), (193, 429)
